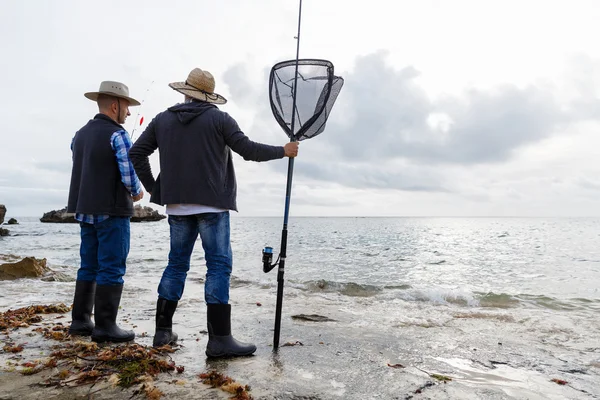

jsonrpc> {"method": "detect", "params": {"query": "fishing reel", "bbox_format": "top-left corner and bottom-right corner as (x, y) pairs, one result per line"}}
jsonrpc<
(262, 246), (279, 273)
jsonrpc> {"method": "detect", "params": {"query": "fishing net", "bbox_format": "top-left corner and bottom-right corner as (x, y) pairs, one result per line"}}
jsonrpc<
(269, 59), (344, 141)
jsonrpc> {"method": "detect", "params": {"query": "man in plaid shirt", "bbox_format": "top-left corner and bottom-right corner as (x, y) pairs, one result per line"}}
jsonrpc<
(67, 81), (144, 343)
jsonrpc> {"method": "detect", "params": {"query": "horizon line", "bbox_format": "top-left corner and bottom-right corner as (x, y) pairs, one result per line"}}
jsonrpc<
(6, 215), (600, 219)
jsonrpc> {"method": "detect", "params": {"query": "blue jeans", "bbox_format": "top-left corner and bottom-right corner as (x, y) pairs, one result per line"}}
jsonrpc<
(158, 212), (232, 304)
(78, 216), (130, 286)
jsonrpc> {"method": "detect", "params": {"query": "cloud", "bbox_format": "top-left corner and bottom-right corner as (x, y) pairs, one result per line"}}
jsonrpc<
(294, 161), (450, 192)
(318, 52), (577, 165)
(3, 0), (600, 217)
(34, 161), (72, 175)
(222, 51), (600, 198)
(577, 177), (600, 192)
(0, 186), (68, 218)
(0, 161), (72, 214)
(0, 171), (64, 191)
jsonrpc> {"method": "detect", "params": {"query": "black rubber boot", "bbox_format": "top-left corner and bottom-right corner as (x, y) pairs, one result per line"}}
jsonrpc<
(206, 304), (256, 358)
(91, 284), (135, 343)
(68, 280), (96, 336)
(153, 298), (178, 347)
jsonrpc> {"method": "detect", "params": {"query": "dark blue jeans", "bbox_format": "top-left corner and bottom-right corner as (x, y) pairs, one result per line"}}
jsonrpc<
(158, 212), (232, 304)
(78, 216), (130, 285)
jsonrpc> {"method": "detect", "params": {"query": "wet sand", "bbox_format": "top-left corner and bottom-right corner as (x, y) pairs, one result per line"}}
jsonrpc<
(2, 279), (599, 399)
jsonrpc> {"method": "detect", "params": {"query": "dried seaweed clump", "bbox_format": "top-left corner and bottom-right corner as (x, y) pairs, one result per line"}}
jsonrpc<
(27, 341), (181, 399)
(0, 304), (70, 331)
(199, 370), (254, 400)
(33, 322), (71, 341)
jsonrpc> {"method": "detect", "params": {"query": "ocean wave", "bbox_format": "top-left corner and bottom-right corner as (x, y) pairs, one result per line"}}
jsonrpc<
(476, 292), (520, 308)
(475, 292), (600, 311)
(383, 284), (412, 290)
(9, 232), (50, 237)
(379, 287), (600, 311)
(401, 288), (476, 306)
(286, 280), (598, 311)
(514, 294), (596, 310)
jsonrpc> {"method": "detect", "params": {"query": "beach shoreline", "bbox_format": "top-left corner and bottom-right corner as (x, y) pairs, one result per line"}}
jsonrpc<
(1, 285), (598, 399)
(2, 217), (600, 399)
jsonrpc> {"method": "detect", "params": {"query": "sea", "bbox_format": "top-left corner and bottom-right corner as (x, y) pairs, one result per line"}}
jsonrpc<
(1, 216), (599, 399)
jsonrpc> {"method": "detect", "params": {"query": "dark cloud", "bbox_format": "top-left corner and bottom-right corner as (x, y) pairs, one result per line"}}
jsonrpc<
(427, 85), (564, 163)
(294, 162), (450, 193)
(324, 52), (568, 164)
(223, 51), (600, 192)
(222, 64), (260, 105)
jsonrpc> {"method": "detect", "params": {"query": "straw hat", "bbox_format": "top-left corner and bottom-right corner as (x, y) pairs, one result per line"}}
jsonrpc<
(169, 68), (227, 105)
(84, 81), (141, 106)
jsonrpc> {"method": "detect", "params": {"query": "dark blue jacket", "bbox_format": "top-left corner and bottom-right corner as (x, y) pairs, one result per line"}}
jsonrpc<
(129, 101), (284, 211)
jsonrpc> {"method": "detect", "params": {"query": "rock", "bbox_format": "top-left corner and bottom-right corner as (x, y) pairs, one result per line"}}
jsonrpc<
(0, 228), (8, 237)
(131, 205), (166, 222)
(7, 218), (18, 225)
(40, 205), (165, 223)
(0, 257), (73, 281)
(40, 207), (77, 223)
(41, 272), (73, 282)
(0, 257), (48, 280)
(0, 204), (5, 225)
(291, 314), (337, 322)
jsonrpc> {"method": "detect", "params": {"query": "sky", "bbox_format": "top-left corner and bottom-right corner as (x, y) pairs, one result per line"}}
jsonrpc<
(1, 0), (600, 217)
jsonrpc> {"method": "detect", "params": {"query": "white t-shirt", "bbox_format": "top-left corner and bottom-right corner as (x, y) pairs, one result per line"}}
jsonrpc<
(166, 204), (227, 215)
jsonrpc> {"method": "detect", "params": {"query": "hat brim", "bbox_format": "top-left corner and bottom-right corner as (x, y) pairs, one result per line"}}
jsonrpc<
(169, 82), (227, 105)
(84, 91), (141, 106)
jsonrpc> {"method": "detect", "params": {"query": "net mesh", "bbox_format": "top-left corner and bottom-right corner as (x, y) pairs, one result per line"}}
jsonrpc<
(269, 59), (344, 141)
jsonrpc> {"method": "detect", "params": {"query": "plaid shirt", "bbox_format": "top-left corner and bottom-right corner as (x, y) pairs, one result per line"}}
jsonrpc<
(73, 129), (142, 224)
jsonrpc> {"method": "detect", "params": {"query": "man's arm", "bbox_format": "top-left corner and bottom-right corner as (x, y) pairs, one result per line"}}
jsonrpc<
(129, 117), (159, 192)
(220, 112), (288, 161)
(111, 130), (143, 201)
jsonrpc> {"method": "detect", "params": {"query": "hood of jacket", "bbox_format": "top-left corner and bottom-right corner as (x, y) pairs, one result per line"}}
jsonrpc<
(167, 100), (217, 125)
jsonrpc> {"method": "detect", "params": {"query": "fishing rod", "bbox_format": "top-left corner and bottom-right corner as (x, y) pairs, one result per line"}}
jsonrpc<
(130, 80), (154, 141)
(262, 0), (344, 351)
(263, 0), (303, 351)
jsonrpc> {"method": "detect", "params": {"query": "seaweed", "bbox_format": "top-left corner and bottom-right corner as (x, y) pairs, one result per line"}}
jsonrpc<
(0, 304), (70, 331)
(199, 370), (254, 400)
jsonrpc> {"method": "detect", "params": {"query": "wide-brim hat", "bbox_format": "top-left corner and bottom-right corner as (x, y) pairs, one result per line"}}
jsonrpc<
(84, 81), (141, 106)
(169, 68), (227, 105)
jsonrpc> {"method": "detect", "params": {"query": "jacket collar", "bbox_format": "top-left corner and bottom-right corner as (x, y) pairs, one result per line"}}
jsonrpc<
(93, 113), (123, 128)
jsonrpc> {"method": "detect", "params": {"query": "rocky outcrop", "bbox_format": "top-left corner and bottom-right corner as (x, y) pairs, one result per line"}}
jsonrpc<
(0, 205), (9, 236)
(0, 257), (48, 280)
(41, 205), (166, 223)
(0, 257), (71, 281)
(7, 218), (18, 225)
(131, 205), (166, 222)
(40, 207), (77, 223)
(0, 204), (6, 225)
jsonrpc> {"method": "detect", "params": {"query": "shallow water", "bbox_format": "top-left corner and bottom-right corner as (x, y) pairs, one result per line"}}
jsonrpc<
(1, 217), (599, 398)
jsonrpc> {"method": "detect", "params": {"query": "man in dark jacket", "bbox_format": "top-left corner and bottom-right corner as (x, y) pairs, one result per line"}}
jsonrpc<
(67, 81), (144, 343)
(129, 68), (298, 357)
